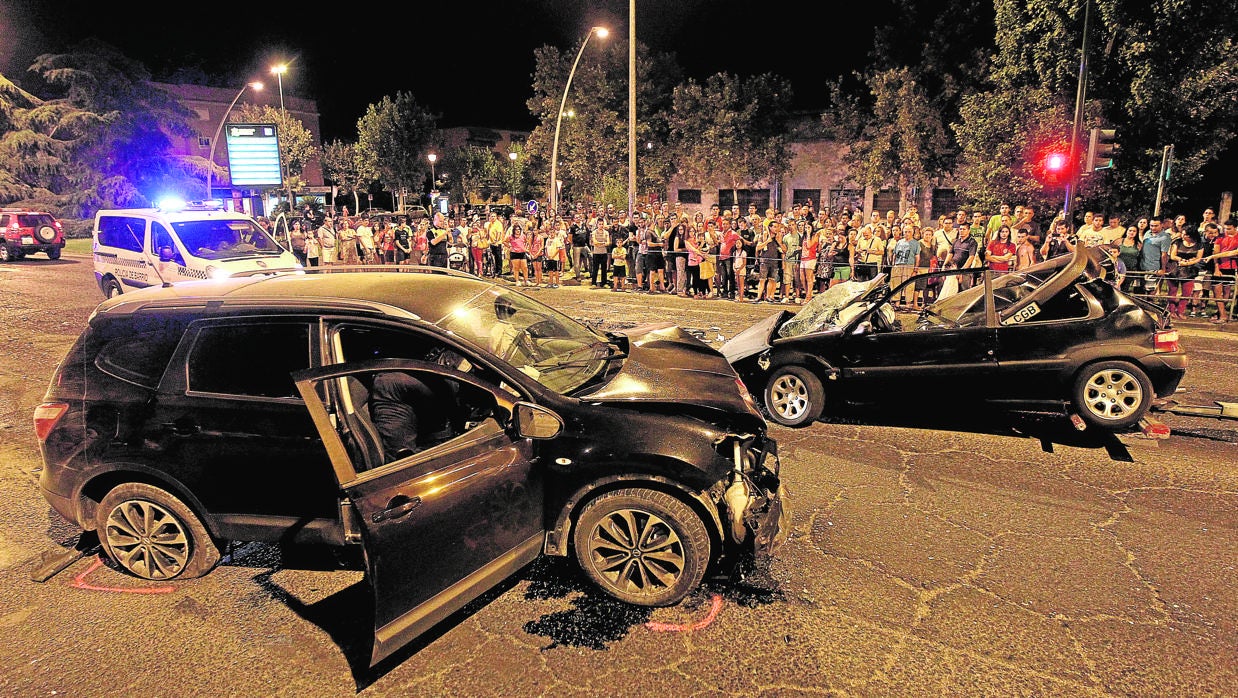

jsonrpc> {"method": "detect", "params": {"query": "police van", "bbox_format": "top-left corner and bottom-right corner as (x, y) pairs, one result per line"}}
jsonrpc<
(93, 199), (300, 298)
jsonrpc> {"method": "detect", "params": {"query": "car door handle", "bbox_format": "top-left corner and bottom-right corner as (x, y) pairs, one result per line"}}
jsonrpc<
(372, 496), (421, 523)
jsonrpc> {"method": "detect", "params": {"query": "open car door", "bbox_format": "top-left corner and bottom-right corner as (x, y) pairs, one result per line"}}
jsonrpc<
(292, 358), (548, 666)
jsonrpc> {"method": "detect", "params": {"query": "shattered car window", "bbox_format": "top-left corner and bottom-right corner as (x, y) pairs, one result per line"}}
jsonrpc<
(779, 279), (882, 338)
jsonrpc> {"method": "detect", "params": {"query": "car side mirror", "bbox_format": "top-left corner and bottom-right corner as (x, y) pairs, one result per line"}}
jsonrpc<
(512, 402), (563, 440)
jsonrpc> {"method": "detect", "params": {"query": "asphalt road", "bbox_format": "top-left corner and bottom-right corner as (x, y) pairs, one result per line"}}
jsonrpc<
(0, 254), (1234, 697)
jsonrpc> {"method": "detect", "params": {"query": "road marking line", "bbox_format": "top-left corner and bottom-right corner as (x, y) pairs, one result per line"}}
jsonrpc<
(68, 555), (176, 594)
(644, 593), (724, 632)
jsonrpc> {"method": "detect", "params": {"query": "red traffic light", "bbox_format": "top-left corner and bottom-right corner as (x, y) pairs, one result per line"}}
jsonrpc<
(1044, 152), (1067, 172)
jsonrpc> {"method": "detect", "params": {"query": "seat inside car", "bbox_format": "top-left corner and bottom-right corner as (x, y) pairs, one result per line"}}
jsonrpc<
(338, 376), (386, 471)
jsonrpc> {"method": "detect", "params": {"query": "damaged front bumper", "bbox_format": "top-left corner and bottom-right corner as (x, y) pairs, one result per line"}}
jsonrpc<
(717, 434), (789, 558)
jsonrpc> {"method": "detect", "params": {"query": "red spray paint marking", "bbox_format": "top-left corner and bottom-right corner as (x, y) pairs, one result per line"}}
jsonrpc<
(644, 593), (723, 632)
(68, 555), (176, 594)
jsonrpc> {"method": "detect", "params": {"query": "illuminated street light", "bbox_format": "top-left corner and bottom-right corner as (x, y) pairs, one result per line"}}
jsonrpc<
(428, 152), (437, 186)
(270, 63), (287, 114)
(550, 26), (608, 216)
(206, 81), (262, 198)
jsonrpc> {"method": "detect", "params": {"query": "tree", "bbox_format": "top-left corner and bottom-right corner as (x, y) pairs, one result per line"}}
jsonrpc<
(525, 38), (681, 205)
(843, 67), (953, 216)
(445, 145), (502, 205)
(667, 72), (794, 208)
(355, 92), (438, 212)
(321, 140), (379, 215)
(29, 39), (199, 212)
(957, 0), (1238, 219)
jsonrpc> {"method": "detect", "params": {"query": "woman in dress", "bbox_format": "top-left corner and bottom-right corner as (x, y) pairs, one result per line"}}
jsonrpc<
(337, 217), (360, 265)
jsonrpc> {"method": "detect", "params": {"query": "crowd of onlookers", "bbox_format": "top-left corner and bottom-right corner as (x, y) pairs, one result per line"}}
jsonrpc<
(266, 199), (1238, 323)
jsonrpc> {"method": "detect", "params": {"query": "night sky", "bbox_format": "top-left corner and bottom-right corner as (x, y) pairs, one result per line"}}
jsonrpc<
(3, 0), (895, 142)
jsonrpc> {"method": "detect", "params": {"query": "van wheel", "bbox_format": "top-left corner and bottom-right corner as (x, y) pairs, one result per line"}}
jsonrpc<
(102, 277), (123, 298)
(573, 488), (710, 606)
(96, 483), (220, 581)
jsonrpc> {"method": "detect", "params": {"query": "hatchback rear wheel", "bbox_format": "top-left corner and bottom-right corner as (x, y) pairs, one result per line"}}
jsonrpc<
(96, 483), (220, 581)
(1071, 360), (1153, 430)
(573, 488), (710, 606)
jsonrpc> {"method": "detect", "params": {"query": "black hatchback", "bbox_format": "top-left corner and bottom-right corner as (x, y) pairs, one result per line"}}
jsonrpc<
(35, 267), (785, 666)
(723, 247), (1188, 431)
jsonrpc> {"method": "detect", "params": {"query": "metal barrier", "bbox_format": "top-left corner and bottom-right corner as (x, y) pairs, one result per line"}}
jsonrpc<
(1119, 269), (1236, 319)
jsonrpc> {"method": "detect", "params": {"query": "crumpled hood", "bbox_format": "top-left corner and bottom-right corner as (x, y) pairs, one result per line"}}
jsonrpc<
(720, 312), (784, 363)
(578, 323), (761, 419)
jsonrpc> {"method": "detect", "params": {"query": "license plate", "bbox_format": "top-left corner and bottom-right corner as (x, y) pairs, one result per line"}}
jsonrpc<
(20, 236), (34, 245)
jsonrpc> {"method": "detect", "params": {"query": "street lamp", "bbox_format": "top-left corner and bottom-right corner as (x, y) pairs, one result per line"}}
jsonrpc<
(206, 81), (262, 198)
(509, 152), (519, 205)
(428, 152), (437, 187)
(550, 26), (608, 217)
(270, 63), (287, 113)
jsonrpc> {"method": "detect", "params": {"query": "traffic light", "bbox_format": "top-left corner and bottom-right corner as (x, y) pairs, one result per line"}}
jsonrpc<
(1042, 150), (1069, 185)
(1086, 127), (1118, 173)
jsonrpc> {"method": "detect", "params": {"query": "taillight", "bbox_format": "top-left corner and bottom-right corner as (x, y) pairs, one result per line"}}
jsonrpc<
(33, 402), (69, 441)
(1154, 329), (1179, 353)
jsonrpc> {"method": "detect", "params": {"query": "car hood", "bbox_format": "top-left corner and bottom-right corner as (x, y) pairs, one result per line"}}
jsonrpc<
(579, 323), (761, 417)
(720, 312), (788, 363)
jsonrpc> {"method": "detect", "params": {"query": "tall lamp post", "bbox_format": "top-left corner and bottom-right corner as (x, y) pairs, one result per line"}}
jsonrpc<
(270, 63), (290, 212)
(270, 64), (287, 113)
(509, 151), (519, 205)
(206, 81), (262, 198)
(550, 26), (608, 217)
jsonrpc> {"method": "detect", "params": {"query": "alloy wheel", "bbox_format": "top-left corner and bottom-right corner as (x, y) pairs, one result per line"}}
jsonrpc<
(103, 499), (191, 580)
(1081, 367), (1144, 421)
(770, 373), (809, 421)
(586, 508), (685, 595)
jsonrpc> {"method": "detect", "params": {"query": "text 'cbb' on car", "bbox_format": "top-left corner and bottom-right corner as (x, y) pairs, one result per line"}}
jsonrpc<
(35, 263), (787, 666)
(722, 245), (1186, 432)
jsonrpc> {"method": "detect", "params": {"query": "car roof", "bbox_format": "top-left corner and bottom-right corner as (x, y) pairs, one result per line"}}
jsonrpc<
(93, 268), (498, 325)
(98, 208), (254, 223)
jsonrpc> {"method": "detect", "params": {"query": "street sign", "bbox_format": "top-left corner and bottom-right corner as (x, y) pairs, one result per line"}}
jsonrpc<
(527, 200), (539, 215)
(224, 123), (283, 187)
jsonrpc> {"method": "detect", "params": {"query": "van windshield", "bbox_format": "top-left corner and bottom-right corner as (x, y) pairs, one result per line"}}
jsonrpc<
(174, 219), (284, 260)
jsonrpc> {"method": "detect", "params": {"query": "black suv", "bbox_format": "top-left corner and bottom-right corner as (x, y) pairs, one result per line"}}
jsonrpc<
(36, 267), (785, 666)
(0, 208), (65, 261)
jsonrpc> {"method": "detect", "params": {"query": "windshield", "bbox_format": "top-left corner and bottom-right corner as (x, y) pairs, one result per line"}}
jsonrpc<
(175, 218), (284, 260)
(434, 286), (615, 394)
(779, 277), (884, 338)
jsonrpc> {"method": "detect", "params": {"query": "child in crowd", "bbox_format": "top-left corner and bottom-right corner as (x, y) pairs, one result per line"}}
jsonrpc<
(611, 238), (628, 292)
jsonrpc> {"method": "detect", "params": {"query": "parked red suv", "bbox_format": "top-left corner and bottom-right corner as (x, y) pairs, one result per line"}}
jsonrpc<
(0, 208), (65, 261)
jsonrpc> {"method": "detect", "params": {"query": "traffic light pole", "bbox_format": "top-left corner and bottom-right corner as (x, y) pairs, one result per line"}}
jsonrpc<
(1154, 144), (1174, 217)
(1065, 0), (1092, 227)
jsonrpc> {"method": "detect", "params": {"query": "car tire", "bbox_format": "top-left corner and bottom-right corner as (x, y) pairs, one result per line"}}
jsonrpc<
(763, 365), (824, 427)
(95, 483), (221, 581)
(101, 277), (123, 298)
(46, 247), (61, 260)
(1071, 360), (1153, 430)
(0, 245), (12, 263)
(573, 488), (710, 606)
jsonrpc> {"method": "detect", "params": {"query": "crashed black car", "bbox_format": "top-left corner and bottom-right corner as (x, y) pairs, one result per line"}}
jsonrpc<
(723, 246), (1187, 431)
(35, 267), (786, 665)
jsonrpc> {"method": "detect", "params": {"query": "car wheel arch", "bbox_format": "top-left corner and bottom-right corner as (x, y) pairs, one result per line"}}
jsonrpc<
(544, 472), (724, 559)
(76, 465), (222, 541)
